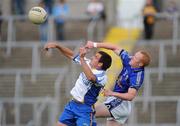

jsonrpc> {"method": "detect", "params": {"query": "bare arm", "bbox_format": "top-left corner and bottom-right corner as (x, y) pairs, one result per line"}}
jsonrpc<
(103, 88), (137, 101)
(44, 42), (74, 59)
(79, 47), (96, 82)
(85, 41), (123, 55)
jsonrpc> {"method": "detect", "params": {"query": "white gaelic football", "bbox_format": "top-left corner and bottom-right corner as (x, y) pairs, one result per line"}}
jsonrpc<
(28, 7), (47, 24)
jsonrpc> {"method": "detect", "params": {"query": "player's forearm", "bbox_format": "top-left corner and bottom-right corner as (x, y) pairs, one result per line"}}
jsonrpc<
(80, 58), (96, 82)
(56, 44), (74, 59)
(87, 41), (123, 55)
(44, 42), (74, 59)
(94, 42), (122, 51)
(111, 92), (136, 101)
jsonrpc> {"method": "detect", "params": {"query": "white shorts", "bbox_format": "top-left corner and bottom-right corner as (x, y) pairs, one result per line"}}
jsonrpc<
(104, 96), (132, 124)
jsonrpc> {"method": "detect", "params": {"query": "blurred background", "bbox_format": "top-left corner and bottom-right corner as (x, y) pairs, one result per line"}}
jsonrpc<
(0, 0), (180, 126)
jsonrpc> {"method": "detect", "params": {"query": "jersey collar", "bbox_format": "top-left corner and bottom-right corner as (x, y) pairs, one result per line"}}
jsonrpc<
(131, 67), (144, 72)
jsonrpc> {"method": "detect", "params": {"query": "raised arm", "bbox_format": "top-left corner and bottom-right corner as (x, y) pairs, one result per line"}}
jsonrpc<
(79, 47), (96, 82)
(44, 42), (74, 59)
(85, 41), (123, 55)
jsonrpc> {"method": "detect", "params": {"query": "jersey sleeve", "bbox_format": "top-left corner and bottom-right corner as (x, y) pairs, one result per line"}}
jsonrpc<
(72, 54), (81, 64)
(72, 54), (90, 65)
(129, 71), (144, 90)
(92, 70), (107, 87)
(119, 50), (131, 65)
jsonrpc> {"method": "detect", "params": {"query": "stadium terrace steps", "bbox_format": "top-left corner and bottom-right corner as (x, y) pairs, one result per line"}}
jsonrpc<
(139, 19), (174, 40)
(0, 48), (32, 68)
(0, 74), (56, 97)
(40, 48), (71, 68)
(15, 21), (39, 41)
(97, 101), (177, 124)
(65, 21), (89, 40)
(165, 45), (180, 67)
(1, 19), (89, 42)
(0, 75), (15, 97)
(151, 73), (180, 96)
(0, 74), (70, 97)
(153, 19), (173, 39)
(21, 74), (57, 97)
(0, 47), (72, 68)
(17, 104), (34, 124)
(135, 101), (177, 123)
(1, 21), (38, 41)
(5, 104), (34, 124)
(0, 73), (69, 125)
(3, 103), (49, 125)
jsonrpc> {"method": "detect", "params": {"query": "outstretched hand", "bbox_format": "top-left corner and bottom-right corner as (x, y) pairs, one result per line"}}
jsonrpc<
(85, 41), (94, 49)
(79, 47), (87, 58)
(44, 42), (58, 51)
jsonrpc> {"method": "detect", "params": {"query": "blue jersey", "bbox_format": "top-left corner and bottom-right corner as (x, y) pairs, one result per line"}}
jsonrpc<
(113, 50), (144, 93)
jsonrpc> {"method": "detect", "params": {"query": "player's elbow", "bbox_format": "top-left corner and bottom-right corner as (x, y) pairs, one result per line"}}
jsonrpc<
(87, 75), (96, 82)
(127, 97), (134, 101)
(127, 88), (137, 101)
(127, 94), (136, 101)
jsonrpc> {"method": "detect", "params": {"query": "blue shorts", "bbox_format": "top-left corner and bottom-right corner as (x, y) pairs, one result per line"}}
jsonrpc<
(59, 100), (95, 126)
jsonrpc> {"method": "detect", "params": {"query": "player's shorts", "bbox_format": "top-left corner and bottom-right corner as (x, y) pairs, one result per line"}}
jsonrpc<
(59, 99), (94, 126)
(104, 96), (132, 124)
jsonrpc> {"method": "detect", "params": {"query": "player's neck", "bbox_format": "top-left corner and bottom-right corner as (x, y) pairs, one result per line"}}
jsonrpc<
(131, 64), (141, 68)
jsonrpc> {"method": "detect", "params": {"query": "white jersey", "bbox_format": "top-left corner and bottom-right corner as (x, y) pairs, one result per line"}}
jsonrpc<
(71, 54), (107, 106)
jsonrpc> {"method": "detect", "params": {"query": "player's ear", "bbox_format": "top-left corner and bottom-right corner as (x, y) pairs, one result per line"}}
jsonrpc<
(139, 62), (143, 67)
(98, 62), (103, 68)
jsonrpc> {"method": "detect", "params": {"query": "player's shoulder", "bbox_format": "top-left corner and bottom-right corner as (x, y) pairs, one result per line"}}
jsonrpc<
(119, 49), (129, 55)
(92, 69), (106, 76)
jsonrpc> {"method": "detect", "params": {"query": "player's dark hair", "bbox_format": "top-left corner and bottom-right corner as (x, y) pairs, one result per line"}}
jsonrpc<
(98, 51), (112, 71)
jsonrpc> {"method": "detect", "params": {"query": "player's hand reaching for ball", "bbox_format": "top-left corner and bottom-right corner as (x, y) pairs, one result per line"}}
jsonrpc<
(85, 41), (94, 49)
(44, 42), (58, 51)
(79, 47), (87, 58)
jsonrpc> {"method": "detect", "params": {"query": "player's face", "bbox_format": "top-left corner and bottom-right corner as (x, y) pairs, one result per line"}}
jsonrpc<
(90, 52), (102, 69)
(129, 51), (143, 67)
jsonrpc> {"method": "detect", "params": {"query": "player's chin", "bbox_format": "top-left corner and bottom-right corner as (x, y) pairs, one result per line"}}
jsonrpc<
(129, 61), (133, 66)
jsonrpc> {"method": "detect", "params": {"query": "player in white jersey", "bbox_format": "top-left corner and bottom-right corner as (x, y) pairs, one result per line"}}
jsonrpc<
(44, 42), (112, 126)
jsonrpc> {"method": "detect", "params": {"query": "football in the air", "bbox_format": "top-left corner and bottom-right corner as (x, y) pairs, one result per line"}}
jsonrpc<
(28, 6), (47, 24)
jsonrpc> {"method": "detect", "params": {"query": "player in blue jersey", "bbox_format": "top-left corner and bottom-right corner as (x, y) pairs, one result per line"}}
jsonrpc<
(44, 42), (112, 126)
(85, 41), (151, 126)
